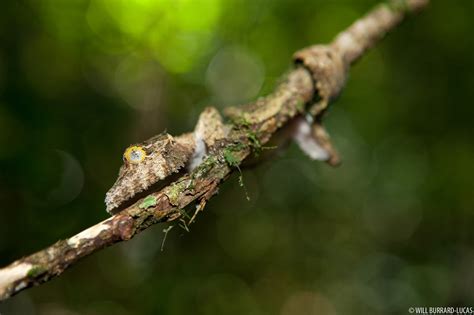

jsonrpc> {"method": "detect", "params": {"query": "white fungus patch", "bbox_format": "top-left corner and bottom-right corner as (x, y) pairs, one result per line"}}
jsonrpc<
(0, 262), (33, 295)
(188, 132), (207, 172)
(293, 117), (330, 161)
(67, 220), (111, 247)
(14, 281), (27, 292)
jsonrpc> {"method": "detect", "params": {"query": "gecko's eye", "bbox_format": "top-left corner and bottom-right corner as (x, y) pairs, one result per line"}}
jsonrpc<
(124, 146), (146, 164)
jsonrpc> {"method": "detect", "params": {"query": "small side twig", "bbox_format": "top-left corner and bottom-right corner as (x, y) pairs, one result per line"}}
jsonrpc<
(161, 226), (174, 251)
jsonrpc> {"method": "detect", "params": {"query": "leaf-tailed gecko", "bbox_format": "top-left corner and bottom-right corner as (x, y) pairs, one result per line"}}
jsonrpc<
(106, 85), (339, 213)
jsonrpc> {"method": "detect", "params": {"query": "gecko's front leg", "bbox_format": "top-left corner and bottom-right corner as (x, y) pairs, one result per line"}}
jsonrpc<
(105, 107), (227, 214)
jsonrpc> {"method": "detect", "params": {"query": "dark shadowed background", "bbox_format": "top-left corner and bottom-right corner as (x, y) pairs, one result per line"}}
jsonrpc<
(1, 0), (473, 314)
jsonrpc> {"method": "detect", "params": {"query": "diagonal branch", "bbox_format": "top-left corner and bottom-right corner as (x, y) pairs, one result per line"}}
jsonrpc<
(0, 0), (429, 301)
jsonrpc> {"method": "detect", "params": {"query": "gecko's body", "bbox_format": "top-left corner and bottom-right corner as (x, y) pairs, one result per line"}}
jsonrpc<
(105, 107), (227, 214)
(106, 71), (340, 214)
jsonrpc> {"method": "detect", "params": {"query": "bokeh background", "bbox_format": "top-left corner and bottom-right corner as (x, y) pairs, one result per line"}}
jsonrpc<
(1, 0), (474, 314)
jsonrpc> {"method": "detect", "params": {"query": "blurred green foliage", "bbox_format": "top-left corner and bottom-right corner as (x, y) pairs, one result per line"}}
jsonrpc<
(1, 0), (474, 314)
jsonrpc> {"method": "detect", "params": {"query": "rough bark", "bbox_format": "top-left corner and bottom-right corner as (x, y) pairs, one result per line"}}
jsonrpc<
(0, 0), (429, 301)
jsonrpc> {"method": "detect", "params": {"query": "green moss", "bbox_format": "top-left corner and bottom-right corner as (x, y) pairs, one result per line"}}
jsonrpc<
(222, 143), (250, 201)
(222, 142), (244, 165)
(223, 148), (239, 167)
(247, 131), (261, 154)
(187, 179), (196, 190)
(27, 266), (46, 278)
(231, 115), (251, 128)
(166, 180), (191, 206)
(192, 156), (218, 179)
(139, 196), (157, 209)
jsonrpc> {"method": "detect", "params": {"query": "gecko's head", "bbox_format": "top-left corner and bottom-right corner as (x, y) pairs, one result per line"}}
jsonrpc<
(105, 134), (175, 214)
